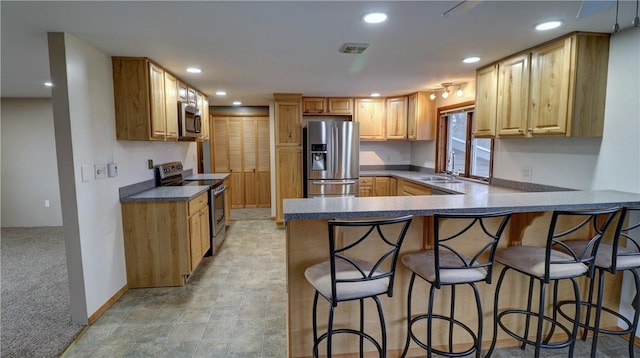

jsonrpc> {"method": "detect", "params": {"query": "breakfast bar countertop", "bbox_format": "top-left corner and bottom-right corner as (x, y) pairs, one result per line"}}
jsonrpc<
(120, 185), (210, 202)
(283, 190), (640, 221)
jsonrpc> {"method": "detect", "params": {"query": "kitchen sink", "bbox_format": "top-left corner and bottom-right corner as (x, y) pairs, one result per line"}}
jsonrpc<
(418, 176), (462, 184)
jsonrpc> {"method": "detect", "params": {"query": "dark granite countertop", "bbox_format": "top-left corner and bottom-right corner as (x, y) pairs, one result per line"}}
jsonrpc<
(120, 185), (210, 202)
(283, 190), (640, 221)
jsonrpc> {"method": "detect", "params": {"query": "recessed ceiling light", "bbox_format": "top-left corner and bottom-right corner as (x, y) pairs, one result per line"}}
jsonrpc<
(462, 56), (481, 64)
(232, 101), (241, 106)
(215, 91), (227, 96)
(44, 82), (53, 87)
(370, 92), (381, 97)
(186, 67), (202, 73)
(363, 12), (387, 24)
(535, 20), (563, 31)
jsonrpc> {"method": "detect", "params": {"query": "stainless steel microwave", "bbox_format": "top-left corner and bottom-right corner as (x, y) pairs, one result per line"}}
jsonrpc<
(178, 102), (202, 139)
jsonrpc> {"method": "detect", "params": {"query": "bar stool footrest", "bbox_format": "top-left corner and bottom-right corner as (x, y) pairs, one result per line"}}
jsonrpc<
(312, 328), (382, 358)
(407, 314), (479, 357)
(557, 300), (635, 335)
(497, 309), (574, 350)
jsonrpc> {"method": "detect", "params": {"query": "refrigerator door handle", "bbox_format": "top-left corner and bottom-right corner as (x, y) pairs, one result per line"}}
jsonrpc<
(333, 124), (339, 177)
(312, 180), (357, 185)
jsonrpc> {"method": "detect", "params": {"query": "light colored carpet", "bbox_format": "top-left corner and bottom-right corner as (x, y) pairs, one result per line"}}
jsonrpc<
(1, 227), (84, 357)
(230, 208), (272, 221)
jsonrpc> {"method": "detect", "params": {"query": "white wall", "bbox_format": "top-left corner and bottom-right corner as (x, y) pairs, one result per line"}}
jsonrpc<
(1, 98), (63, 226)
(47, 32), (197, 323)
(360, 141), (411, 166)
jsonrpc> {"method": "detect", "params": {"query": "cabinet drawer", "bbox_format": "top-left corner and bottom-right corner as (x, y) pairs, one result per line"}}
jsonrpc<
(359, 177), (374, 186)
(188, 192), (208, 216)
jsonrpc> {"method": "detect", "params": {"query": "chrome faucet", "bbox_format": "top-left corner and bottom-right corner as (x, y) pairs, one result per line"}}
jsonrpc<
(447, 151), (456, 179)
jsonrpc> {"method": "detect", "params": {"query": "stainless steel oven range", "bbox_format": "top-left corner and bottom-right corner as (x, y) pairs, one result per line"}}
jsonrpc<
(155, 162), (227, 255)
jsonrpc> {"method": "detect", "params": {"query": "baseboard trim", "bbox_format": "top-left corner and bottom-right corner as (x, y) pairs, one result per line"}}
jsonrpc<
(87, 283), (128, 324)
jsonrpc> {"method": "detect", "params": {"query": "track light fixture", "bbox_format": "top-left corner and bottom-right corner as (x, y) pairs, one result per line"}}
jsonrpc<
(428, 82), (466, 100)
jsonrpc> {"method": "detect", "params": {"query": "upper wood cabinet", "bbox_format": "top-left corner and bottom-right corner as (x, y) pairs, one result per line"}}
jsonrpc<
(496, 53), (530, 136)
(327, 98), (353, 115)
(177, 81), (188, 102)
(386, 96), (408, 140)
(302, 97), (353, 115)
(163, 72), (179, 140)
(475, 32), (609, 139)
(113, 57), (209, 141)
(354, 98), (386, 141)
(275, 100), (302, 146)
(474, 64), (498, 138)
(407, 92), (436, 141)
(195, 92), (209, 141)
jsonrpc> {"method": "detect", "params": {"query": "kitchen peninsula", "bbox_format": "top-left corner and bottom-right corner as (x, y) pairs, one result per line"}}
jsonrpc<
(283, 190), (640, 357)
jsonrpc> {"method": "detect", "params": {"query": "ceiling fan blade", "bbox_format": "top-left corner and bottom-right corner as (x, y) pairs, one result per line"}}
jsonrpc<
(577, 0), (615, 18)
(442, 0), (482, 17)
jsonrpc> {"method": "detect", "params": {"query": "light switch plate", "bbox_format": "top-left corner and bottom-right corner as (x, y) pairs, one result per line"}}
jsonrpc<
(81, 165), (92, 182)
(95, 164), (107, 179)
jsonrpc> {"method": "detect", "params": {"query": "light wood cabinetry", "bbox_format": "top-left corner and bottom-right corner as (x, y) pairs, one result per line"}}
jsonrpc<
(178, 81), (188, 102)
(475, 32), (609, 139)
(121, 192), (210, 288)
(386, 96), (408, 140)
(196, 92), (209, 141)
(474, 64), (499, 138)
(496, 53), (530, 136)
(275, 94), (303, 224)
(212, 116), (270, 208)
(188, 193), (210, 272)
(398, 179), (432, 196)
(374, 176), (390, 196)
(276, 146), (303, 223)
(354, 98), (386, 141)
(163, 71), (179, 139)
(327, 98), (353, 115)
(407, 92), (436, 141)
(358, 177), (374, 197)
(112, 57), (209, 141)
(389, 177), (398, 196)
(302, 97), (353, 115)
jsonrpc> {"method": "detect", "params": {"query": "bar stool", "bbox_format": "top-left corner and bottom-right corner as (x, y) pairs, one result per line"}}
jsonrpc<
(400, 211), (512, 358)
(557, 206), (640, 358)
(487, 208), (619, 358)
(304, 215), (413, 357)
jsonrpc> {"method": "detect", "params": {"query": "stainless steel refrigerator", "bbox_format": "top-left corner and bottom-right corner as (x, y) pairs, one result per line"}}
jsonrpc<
(305, 120), (359, 197)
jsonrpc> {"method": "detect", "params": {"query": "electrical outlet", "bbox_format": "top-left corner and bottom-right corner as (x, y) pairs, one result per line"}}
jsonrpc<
(521, 166), (533, 181)
(95, 164), (107, 179)
(147, 159), (154, 169)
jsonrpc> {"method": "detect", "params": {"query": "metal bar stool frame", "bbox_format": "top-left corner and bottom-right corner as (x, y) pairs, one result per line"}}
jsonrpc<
(305, 215), (413, 358)
(556, 206), (640, 358)
(400, 211), (512, 358)
(487, 208), (619, 358)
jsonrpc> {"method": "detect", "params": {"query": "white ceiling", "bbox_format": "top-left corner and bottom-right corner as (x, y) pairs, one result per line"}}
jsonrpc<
(1, 1), (637, 106)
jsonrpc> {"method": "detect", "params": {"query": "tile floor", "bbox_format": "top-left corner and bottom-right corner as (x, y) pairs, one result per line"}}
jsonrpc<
(62, 217), (639, 358)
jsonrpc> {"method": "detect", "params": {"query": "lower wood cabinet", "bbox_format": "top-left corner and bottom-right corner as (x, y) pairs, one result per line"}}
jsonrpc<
(397, 179), (432, 196)
(276, 146), (303, 224)
(359, 176), (397, 197)
(121, 192), (210, 288)
(358, 177), (374, 197)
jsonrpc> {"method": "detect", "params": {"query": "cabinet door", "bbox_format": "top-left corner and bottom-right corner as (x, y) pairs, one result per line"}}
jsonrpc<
(177, 81), (188, 102)
(327, 98), (352, 115)
(201, 97), (209, 140)
(187, 87), (197, 104)
(275, 101), (302, 146)
(256, 117), (271, 207)
(148, 62), (166, 139)
(213, 118), (230, 172)
(398, 180), (432, 196)
(407, 92), (435, 141)
(200, 206), (210, 255)
(497, 53), (530, 137)
(474, 64), (498, 138)
(389, 177), (398, 196)
(529, 37), (572, 135)
(355, 98), (386, 141)
(189, 210), (202, 271)
(386, 97), (408, 140)
(243, 118), (257, 208)
(359, 177), (374, 197)
(164, 72), (179, 139)
(228, 118), (244, 208)
(276, 147), (303, 224)
(302, 97), (326, 114)
(374, 177), (390, 196)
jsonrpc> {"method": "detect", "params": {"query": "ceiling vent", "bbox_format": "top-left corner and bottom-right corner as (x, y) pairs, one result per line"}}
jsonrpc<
(339, 43), (369, 54)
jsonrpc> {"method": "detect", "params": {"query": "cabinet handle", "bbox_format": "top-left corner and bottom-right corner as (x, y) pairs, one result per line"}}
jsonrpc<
(518, 129), (524, 133)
